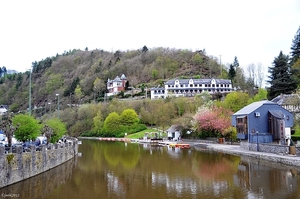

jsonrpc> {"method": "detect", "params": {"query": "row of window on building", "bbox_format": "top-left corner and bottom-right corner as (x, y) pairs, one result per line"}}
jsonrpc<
(168, 84), (231, 88)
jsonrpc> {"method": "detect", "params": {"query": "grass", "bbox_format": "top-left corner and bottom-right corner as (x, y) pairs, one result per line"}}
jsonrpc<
(125, 128), (167, 139)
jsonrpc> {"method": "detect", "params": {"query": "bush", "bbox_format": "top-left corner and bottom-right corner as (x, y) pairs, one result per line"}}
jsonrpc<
(127, 123), (147, 134)
(291, 135), (300, 142)
(80, 131), (99, 137)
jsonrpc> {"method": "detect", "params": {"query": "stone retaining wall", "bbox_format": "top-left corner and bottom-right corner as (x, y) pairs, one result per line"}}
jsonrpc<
(0, 138), (78, 188)
(240, 141), (298, 154)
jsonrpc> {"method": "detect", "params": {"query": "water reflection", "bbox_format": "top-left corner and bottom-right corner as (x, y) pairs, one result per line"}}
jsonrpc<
(1, 140), (300, 199)
(0, 156), (77, 199)
(236, 157), (299, 199)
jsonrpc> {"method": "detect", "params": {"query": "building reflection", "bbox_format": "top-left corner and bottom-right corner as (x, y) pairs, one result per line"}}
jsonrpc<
(235, 156), (298, 199)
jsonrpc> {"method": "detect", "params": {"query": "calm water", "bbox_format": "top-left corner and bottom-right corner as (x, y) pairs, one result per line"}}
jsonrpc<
(1, 139), (300, 199)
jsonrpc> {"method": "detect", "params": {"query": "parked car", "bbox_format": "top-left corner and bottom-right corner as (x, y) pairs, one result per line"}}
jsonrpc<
(36, 136), (47, 145)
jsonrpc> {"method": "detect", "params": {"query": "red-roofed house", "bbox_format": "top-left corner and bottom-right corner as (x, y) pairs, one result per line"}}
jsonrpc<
(107, 74), (127, 96)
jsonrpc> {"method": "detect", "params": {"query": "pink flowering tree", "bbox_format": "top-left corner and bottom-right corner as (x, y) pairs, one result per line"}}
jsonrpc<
(193, 106), (233, 138)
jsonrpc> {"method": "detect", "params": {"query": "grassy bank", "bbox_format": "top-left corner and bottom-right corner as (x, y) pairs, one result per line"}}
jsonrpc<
(125, 128), (166, 139)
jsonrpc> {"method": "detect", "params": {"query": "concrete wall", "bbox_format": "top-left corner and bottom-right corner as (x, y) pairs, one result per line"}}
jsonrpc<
(0, 138), (78, 188)
(240, 141), (299, 154)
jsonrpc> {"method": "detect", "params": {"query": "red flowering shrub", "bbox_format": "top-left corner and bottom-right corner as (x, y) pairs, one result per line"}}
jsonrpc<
(193, 106), (233, 137)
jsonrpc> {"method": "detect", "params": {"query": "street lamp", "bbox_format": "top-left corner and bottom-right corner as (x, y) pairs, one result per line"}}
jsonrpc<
(48, 102), (51, 115)
(256, 131), (259, 152)
(70, 92), (73, 107)
(56, 94), (60, 119)
(94, 87), (96, 103)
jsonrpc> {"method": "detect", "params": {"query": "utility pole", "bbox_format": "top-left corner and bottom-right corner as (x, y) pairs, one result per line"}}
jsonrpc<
(219, 55), (222, 77)
(48, 102), (51, 116)
(70, 93), (72, 108)
(56, 94), (60, 119)
(28, 68), (32, 116)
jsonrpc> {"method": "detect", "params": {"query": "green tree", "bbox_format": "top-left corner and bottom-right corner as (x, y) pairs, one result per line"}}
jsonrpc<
(192, 53), (203, 66)
(103, 112), (121, 135)
(45, 74), (63, 94)
(267, 51), (297, 99)
(93, 110), (104, 133)
(252, 88), (268, 102)
(292, 58), (300, 85)
(142, 45), (148, 52)
(45, 118), (67, 143)
(120, 109), (139, 126)
(290, 26), (300, 66)
(291, 26), (300, 84)
(221, 92), (250, 112)
(156, 101), (176, 132)
(63, 77), (80, 97)
(233, 56), (239, 68)
(228, 64), (236, 81)
(75, 84), (83, 103)
(155, 56), (178, 77)
(173, 97), (186, 116)
(1, 66), (7, 76)
(12, 114), (42, 142)
(152, 69), (158, 79)
(77, 104), (98, 133)
(93, 77), (105, 96)
(195, 91), (212, 105)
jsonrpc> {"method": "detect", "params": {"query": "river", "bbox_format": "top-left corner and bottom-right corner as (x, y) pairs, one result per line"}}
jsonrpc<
(1, 139), (300, 199)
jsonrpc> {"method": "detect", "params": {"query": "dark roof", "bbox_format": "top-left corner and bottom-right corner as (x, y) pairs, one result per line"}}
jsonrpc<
(166, 125), (183, 133)
(107, 74), (127, 83)
(150, 87), (165, 91)
(232, 100), (276, 115)
(271, 94), (300, 105)
(269, 110), (284, 119)
(0, 105), (8, 110)
(165, 78), (231, 85)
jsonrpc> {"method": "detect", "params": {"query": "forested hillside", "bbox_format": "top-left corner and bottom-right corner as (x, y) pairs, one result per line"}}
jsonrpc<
(1, 26), (300, 138)
(0, 46), (226, 112)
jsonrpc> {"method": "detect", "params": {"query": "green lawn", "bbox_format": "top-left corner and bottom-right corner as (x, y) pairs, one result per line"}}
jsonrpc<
(125, 128), (167, 139)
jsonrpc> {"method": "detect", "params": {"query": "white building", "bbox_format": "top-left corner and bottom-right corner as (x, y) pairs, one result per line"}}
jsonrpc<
(0, 105), (8, 115)
(106, 74), (127, 97)
(150, 78), (232, 99)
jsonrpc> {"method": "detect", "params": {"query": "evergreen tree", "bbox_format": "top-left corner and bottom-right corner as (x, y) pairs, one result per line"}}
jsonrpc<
(142, 45), (148, 53)
(1, 66), (7, 76)
(233, 56), (239, 68)
(290, 26), (300, 66)
(229, 56), (238, 85)
(267, 51), (297, 99)
(228, 64), (236, 81)
(290, 26), (300, 84)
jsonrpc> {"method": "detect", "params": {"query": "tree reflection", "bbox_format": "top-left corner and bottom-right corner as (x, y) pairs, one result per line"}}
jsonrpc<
(192, 152), (240, 181)
(104, 142), (140, 169)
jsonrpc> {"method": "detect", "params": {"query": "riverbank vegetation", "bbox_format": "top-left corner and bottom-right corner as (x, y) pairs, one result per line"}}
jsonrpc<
(43, 88), (267, 140)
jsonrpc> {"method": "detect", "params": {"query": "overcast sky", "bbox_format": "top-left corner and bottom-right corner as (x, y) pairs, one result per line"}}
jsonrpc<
(0, 0), (299, 77)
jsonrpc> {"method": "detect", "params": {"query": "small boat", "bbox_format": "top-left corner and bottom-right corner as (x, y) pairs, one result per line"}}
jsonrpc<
(169, 143), (190, 149)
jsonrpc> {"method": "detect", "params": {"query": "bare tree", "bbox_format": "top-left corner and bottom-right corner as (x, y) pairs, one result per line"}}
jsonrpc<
(256, 62), (265, 88)
(234, 66), (246, 90)
(246, 63), (265, 88)
(0, 115), (18, 152)
(42, 125), (54, 144)
(246, 63), (256, 86)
